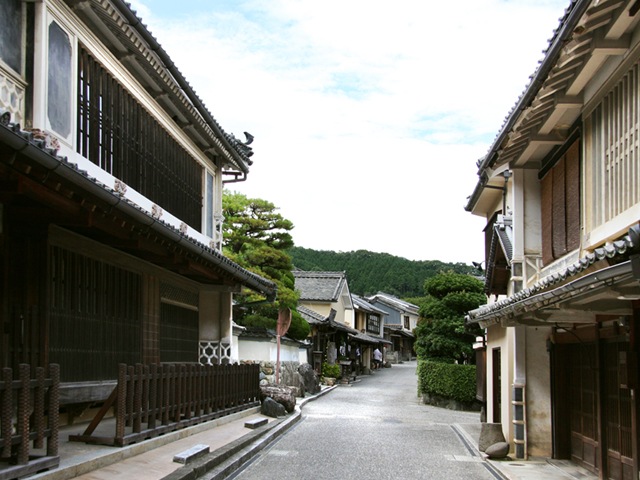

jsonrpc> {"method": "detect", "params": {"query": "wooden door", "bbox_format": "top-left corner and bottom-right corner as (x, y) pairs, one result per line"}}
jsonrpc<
(602, 339), (634, 480)
(568, 342), (600, 474)
(493, 348), (501, 423)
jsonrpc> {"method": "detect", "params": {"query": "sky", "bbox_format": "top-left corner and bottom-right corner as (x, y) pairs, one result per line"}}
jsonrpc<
(129, 0), (569, 264)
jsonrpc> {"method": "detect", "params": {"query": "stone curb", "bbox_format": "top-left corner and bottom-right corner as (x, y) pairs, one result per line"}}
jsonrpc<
(29, 407), (261, 480)
(164, 384), (339, 480)
(453, 424), (508, 480)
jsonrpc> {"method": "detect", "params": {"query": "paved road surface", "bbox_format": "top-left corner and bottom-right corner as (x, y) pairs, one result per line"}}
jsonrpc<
(231, 361), (499, 480)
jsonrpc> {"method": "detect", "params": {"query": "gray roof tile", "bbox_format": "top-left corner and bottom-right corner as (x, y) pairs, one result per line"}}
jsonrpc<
(293, 270), (347, 302)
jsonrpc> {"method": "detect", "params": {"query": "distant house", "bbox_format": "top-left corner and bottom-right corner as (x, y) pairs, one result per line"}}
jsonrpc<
(293, 270), (354, 327)
(366, 293), (418, 362)
(294, 271), (385, 375)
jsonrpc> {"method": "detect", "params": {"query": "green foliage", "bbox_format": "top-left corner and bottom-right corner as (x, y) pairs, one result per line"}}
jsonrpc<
(417, 359), (476, 403)
(402, 296), (430, 308)
(415, 272), (486, 364)
(289, 246), (478, 297)
(322, 363), (341, 378)
(223, 190), (309, 340)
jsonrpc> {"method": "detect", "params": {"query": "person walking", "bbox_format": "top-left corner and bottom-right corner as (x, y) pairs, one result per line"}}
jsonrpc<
(373, 348), (383, 371)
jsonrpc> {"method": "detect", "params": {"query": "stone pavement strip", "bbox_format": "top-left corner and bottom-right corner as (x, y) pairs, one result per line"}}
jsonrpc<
(455, 422), (598, 480)
(27, 367), (598, 480)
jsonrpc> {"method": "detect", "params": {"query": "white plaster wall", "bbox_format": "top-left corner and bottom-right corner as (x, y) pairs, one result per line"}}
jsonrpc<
(487, 324), (515, 450)
(299, 348), (308, 364)
(199, 291), (233, 342)
(231, 331), (239, 363)
(238, 338), (300, 363)
(525, 326), (553, 457)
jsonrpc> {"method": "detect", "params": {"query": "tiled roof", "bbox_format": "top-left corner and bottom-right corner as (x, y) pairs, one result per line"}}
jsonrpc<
(352, 295), (389, 316)
(367, 292), (419, 315)
(293, 271), (348, 302)
(67, 0), (253, 174)
(297, 305), (327, 325)
(348, 331), (390, 345)
(0, 120), (276, 297)
(467, 235), (636, 325)
(471, 0), (586, 177)
(384, 324), (415, 338)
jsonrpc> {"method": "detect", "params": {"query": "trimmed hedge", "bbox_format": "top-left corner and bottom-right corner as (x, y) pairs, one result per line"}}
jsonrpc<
(322, 363), (341, 378)
(417, 359), (476, 403)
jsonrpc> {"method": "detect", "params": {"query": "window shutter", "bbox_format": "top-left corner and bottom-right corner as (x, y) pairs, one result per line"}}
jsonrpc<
(541, 172), (554, 266)
(565, 141), (580, 251)
(552, 157), (567, 258)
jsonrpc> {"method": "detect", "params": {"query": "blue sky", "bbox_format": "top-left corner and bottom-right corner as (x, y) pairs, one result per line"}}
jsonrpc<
(130, 0), (569, 263)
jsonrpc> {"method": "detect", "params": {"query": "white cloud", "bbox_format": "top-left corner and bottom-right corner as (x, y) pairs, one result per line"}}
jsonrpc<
(129, 0), (568, 263)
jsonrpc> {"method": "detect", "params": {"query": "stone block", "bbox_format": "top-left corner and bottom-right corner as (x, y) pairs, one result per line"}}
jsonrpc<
(244, 418), (268, 429)
(173, 444), (210, 464)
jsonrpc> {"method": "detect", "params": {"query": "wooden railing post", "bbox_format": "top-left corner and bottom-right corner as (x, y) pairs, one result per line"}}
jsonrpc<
(1, 368), (12, 459)
(142, 364), (150, 425)
(48, 364), (60, 457)
(126, 365), (134, 428)
(116, 364), (127, 440)
(17, 364), (30, 465)
(34, 367), (45, 449)
(133, 364), (143, 433)
(148, 363), (157, 430)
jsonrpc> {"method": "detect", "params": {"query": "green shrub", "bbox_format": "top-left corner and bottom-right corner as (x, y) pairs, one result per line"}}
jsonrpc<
(322, 363), (341, 378)
(417, 359), (476, 403)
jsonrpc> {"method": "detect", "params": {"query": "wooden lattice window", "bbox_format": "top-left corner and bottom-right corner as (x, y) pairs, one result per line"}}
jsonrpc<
(541, 139), (580, 265)
(587, 61), (640, 228)
(77, 46), (203, 230)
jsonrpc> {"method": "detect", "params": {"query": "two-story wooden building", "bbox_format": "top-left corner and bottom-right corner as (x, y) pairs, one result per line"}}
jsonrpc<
(0, 0), (275, 406)
(465, 0), (640, 477)
(366, 292), (417, 362)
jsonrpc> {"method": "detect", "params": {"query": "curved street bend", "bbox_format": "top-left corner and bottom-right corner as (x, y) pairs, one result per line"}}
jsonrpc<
(230, 362), (498, 480)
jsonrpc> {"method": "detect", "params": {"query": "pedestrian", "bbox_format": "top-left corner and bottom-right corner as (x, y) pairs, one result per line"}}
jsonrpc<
(373, 347), (383, 370)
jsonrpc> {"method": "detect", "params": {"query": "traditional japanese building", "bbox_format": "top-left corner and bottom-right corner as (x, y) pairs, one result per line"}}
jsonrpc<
(0, 0), (275, 406)
(465, 0), (640, 476)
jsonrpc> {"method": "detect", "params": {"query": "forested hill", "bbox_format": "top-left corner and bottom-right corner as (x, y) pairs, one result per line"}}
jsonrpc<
(289, 247), (477, 298)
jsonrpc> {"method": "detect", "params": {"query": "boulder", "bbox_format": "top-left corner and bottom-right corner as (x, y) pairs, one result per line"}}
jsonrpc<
(478, 423), (507, 452)
(323, 377), (336, 387)
(485, 442), (510, 459)
(259, 372), (266, 381)
(298, 363), (321, 395)
(260, 383), (296, 413)
(261, 397), (286, 418)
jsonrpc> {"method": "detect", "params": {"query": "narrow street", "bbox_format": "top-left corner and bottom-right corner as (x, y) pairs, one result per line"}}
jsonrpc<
(230, 362), (499, 480)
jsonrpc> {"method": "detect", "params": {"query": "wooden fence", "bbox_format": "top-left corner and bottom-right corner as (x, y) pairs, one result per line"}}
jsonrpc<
(0, 364), (60, 480)
(70, 363), (260, 447)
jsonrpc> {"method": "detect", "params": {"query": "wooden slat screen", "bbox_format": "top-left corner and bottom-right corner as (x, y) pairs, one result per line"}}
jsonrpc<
(541, 172), (554, 266)
(552, 156), (567, 259)
(160, 303), (199, 364)
(49, 246), (142, 382)
(565, 141), (581, 251)
(541, 139), (580, 266)
(77, 46), (203, 230)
